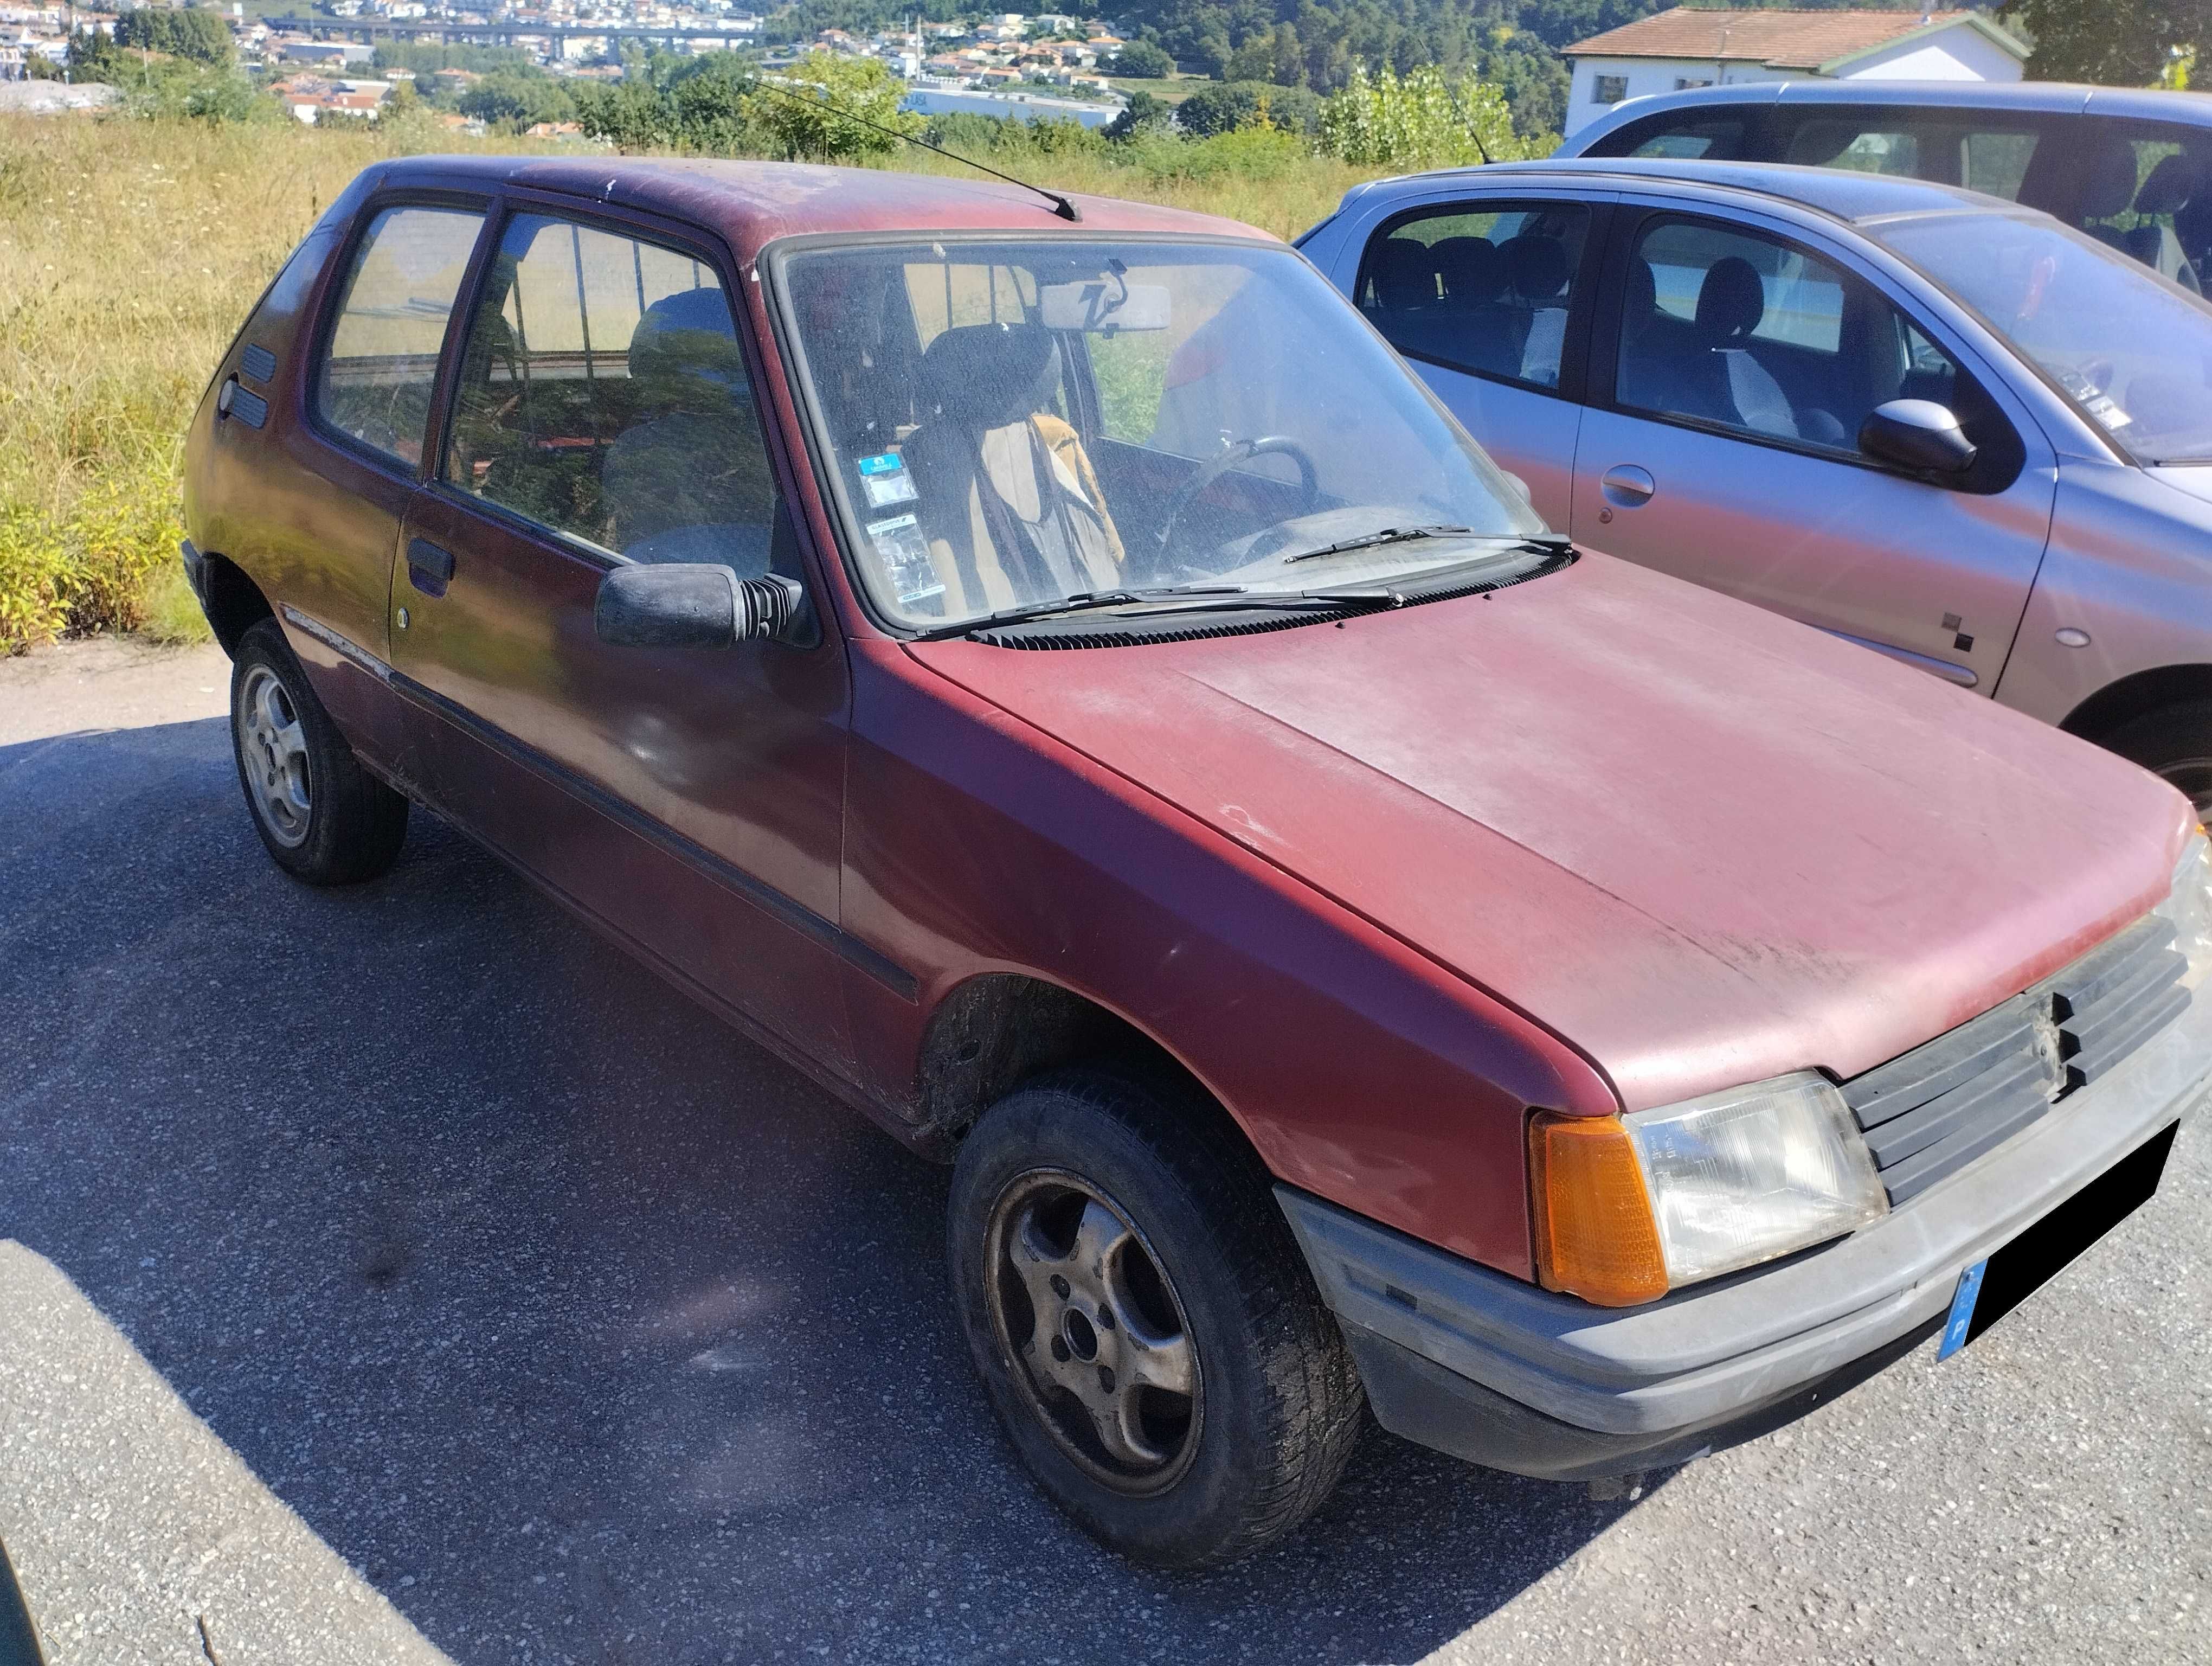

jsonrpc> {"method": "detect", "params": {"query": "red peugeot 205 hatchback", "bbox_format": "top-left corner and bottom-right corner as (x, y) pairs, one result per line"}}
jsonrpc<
(182, 156), (2210, 1567)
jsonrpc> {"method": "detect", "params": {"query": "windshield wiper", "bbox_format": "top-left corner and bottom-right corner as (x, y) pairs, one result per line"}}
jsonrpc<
(1281, 524), (1478, 564)
(1281, 527), (1576, 566)
(912, 583), (1252, 640)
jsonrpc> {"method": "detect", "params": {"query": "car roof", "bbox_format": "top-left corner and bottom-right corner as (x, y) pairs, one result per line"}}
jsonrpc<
(1559, 78), (2212, 139)
(364, 154), (1270, 260)
(1392, 156), (1998, 226)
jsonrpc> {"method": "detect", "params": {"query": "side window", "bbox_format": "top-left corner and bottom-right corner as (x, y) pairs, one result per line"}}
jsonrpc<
(1588, 116), (1746, 161)
(1615, 218), (1865, 451)
(442, 213), (781, 574)
(2076, 127), (2210, 293)
(314, 205), (484, 467)
(1592, 75), (1629, 106)
(1783, 117), (2044, 200)
(1356, 202), (1592, 390)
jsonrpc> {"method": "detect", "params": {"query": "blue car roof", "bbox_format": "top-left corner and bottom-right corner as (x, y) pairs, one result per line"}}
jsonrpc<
(1403, 158), (1998, 226)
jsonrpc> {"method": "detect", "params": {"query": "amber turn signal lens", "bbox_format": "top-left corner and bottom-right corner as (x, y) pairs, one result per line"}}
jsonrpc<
(1528, 1112), (1669, 1307)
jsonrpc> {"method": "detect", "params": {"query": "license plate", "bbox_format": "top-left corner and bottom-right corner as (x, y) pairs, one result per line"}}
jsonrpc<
(1938, 1120), (2179, 1361)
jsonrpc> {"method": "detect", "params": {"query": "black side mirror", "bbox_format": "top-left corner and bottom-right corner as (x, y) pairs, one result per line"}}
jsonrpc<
(1859, 399), (1977, 476)
(594, 565), (805, 649)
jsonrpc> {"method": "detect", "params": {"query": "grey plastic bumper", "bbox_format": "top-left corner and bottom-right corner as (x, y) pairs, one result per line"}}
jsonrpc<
(1278, 984), (2212, 1478)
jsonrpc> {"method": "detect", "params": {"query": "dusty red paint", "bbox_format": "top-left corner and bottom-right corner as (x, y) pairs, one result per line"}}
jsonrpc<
(183, 157), (2195, 1283)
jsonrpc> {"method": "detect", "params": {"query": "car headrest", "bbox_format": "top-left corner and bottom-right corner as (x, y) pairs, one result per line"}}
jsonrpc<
(1502, 234), (1572, 303)
(919, 322), (1063, 431)
(2136, 151), (2200, 216)
(1432, 236), (1504, 305)
(1371, 238), (1438, 311)
(629, 286), (745, 391)
(2081, 139), (2142, 220)
(1695, 255), (1766, 342)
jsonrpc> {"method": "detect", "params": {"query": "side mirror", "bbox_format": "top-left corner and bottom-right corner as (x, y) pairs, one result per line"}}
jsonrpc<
(594, 564), (805, 649)
(1859, 399), (1977, 476)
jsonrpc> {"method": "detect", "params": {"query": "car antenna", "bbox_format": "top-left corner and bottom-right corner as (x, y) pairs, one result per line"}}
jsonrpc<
(750, 80), (1082, 222)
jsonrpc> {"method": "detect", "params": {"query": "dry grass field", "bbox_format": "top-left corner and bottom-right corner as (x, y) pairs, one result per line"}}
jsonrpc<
(0, 112), (1372, 652)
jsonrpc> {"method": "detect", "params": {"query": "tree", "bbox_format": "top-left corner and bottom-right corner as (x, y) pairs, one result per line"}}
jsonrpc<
(1316, 62), (1539, 170)
(1103, 89), (1174, 140)
(459, 71), (575, 131)
(1998, 0), (2210, 87)
(1102, 41), (1174, 79)
(741, 52), (921, 164)
(112, 7), (234, 67)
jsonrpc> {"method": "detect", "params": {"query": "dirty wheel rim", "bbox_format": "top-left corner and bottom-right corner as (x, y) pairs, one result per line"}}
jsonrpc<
(237, 664), (312, 848)
(983, 1168), (1203, 1497)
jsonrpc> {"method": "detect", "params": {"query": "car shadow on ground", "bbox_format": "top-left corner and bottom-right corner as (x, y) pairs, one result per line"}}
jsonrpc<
(1, 718), (1670, 1665)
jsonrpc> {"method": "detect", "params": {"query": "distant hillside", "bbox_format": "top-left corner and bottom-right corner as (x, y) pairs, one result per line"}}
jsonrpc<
(763, 3), (1994, 139)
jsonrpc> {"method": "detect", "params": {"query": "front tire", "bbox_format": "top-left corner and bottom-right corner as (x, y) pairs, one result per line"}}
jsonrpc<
(948, 1067), (1365, 1568)
(230, 617), (408, 885)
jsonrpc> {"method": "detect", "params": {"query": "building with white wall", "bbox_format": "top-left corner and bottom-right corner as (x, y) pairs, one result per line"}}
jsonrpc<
(1561, 8), (2026, 136)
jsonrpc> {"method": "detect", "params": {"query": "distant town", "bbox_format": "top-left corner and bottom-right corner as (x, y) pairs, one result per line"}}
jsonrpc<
(0, 4), (1141, 130)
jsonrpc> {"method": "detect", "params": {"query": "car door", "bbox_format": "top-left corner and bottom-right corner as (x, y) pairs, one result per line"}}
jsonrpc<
(389, 199), (858, 1071)
(280, 197), (488, 774)
(1569, 201), (2057, 694)
(1329, 190), (1610, 531)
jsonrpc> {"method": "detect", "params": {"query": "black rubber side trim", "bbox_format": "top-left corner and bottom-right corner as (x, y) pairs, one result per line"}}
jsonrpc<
(276, 605), (917, 1002)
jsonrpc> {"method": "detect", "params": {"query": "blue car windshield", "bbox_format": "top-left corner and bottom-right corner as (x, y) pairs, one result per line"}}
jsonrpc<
(1876, 209), (2212, 466)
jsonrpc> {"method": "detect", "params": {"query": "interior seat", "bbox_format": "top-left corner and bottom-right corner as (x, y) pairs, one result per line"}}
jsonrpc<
(2127, 152), (2204, 291)
(601, 286), (777, 568)
(1501, 235), (1573, 387)
(2078, 138), (2144, 254)
(903, 322), (1123, 616)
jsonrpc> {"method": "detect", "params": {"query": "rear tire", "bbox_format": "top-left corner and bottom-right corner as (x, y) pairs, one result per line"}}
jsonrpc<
(947, 1066), (1365, 1568)
(230, 617), (408, 885)
(2099, 698), (2212, 818)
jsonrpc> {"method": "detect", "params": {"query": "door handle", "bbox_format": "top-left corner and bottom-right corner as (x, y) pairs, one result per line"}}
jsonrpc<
(407, 539), (454, 598)
(1599, 465), (1656, 507)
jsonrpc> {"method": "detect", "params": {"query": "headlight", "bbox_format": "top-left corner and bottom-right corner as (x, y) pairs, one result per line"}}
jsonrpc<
(2153, 829), (2212, 988)
(1529, 1073), (1887, 1306)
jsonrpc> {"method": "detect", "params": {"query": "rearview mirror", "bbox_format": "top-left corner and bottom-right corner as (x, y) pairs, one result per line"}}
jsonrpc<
(1859, 399), (1977, 476)
(594, 565), (804, 649)
(1038, 279), (1170, 332)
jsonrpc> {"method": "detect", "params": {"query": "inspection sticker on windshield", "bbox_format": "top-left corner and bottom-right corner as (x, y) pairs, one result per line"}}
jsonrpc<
(866, 513), (943, 605)
(857, 452), (918, 508)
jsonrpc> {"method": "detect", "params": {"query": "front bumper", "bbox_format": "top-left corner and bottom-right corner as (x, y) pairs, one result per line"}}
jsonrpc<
(1278, 980), (2212, 1481)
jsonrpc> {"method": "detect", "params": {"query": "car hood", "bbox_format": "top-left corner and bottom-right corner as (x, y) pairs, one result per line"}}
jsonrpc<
(907, 554), (2190, 1111)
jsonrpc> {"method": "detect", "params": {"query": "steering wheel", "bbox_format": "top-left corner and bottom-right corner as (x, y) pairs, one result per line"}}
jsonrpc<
(1154, 435), (1322, 565)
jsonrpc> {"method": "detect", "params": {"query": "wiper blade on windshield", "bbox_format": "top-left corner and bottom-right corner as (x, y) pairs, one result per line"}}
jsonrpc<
(912, 583), (1252, 640)
(1279, 527), (1573, 566)
(1281, 524), (1476, 564)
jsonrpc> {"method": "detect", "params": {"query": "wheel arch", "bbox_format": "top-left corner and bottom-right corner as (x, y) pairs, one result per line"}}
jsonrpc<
(916, 972), (1249, 1158)
(196, 550), (275, 659)
(2060, 662), (2212, 743)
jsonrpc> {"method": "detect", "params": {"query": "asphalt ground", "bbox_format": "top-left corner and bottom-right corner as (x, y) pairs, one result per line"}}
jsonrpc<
(1, 638), (2207, 1665)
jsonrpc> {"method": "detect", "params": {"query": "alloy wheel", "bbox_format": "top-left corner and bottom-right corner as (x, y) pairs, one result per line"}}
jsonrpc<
(983, 1169), (1202, 1496)
(237, 663), (312, 848)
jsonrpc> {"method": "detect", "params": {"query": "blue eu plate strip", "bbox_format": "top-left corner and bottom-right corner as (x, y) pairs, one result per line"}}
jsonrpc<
(1938, 1259), (1988, 1361)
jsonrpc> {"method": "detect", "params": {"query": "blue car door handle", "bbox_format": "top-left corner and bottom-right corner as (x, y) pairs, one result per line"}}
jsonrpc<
(1600, 465), (1656, 507)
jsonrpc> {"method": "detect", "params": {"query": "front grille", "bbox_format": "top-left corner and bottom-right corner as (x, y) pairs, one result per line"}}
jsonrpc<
(1842, 915), (2188, 1205)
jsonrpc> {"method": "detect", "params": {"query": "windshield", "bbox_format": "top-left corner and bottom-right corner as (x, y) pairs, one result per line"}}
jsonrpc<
(777, 238), (1546, 630)
(1875, 209), (2212, 466)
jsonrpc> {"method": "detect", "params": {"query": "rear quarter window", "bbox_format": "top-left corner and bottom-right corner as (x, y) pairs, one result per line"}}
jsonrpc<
(1585, 116), (1749, 161)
